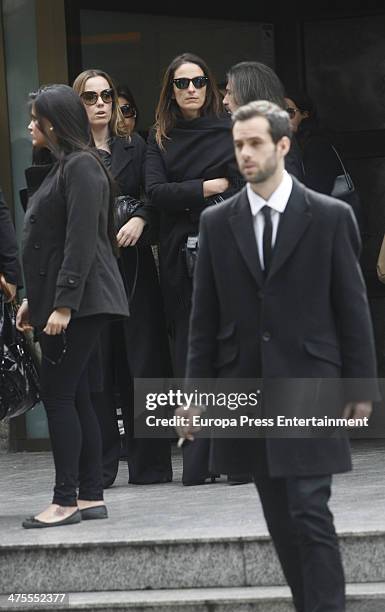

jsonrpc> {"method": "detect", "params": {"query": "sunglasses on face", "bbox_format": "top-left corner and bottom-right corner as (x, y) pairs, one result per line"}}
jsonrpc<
(172, 76), (209, 90)
(120, 104), (137, 119)
(80, 88), (114, 106)
(286, 107), (300, 119)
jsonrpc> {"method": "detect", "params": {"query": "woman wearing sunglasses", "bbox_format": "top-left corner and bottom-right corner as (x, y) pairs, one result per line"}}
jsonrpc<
(73, 69), (172, 487)
(16, 84), (129, 528)
(117, 85), (138, 136)
(146, 53), (242, 485)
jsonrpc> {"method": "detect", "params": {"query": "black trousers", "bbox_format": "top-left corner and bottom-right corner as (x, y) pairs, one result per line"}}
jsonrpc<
(94, 322), (172, 486)
(171, 307), (215, 484)
(254, 470), (345, 612)
(39, 315), (107, 506)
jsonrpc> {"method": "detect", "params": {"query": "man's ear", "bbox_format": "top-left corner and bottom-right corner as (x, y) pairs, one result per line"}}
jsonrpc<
(277, 135), (291, 157)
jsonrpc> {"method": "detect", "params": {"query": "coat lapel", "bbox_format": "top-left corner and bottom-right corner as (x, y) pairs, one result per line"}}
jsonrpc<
(267, 177), (312, 280)
(110, 136), (134, 180)
(228, 187), (264, 287)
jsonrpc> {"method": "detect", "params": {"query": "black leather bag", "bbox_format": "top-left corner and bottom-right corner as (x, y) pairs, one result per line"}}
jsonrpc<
(331, 146), (362, 226)
(183, 194), (225, 278)
(0, 295), (40, 421)
(114, 195), (143, 232)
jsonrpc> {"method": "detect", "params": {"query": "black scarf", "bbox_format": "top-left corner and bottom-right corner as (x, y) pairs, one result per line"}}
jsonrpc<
(162, 113), (240, 186)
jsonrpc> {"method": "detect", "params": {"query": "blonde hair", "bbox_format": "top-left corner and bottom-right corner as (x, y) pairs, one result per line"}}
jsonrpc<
(72, 69), (128, 138)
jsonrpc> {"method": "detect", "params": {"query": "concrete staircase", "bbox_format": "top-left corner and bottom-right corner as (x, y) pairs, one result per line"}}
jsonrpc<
(1, 443), (385, 611)
(1, 531), (385, 610)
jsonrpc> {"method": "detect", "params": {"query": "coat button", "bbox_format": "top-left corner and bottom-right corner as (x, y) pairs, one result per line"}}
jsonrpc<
(39, 270), (46, 276)
(29, 215), (36, 223)
(68, 278), (75, 285)
(33, 243), (40, 250)
(262, 331), (271, 342)
(257, 290), (264, 299)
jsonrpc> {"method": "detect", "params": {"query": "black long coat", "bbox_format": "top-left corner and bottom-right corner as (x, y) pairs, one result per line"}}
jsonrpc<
(145, 114), (243, 323)
(0, 188), (21, 286)
(186, 177), (380, 477)
(110, 135), (171, 378)
(22, 152), (129, 328)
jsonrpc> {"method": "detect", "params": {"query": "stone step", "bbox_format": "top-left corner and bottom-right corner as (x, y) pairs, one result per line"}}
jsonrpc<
(0, 583), (384, 612)
(1, 531), (385, 594)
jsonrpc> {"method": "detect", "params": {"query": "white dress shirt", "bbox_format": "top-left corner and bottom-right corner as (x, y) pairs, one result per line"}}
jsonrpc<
(247, 170), (293, 270)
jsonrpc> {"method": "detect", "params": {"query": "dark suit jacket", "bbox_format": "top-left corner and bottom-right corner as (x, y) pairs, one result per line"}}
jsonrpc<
(22, 151), (129, 328)
(0, 188), (21, 286)
(186, 177), (380, 477)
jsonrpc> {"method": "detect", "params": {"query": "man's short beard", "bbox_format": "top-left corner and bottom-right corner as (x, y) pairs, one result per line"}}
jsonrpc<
(248, 167), (276, 184)
(247, 151), (278, 184)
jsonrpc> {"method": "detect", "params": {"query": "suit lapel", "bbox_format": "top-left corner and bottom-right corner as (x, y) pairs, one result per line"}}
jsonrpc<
(228, 187), (264, 287)
(267, 177), (312, 280)
(110, 136), (133, 180)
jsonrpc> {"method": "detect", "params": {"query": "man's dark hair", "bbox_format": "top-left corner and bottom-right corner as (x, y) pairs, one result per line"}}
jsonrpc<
(232, 100), (292, 143)
(227, 61), (285, 108)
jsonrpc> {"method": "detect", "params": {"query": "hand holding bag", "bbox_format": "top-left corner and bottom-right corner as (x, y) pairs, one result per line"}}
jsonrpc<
(114, 195), (143, 232)
(377, 234), (385, 284)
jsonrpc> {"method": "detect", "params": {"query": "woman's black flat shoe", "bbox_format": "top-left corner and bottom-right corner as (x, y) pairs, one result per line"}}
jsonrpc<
(22, 509), (81, 529)
(183, 475), (220, 486)
(80, 505), (108, 520)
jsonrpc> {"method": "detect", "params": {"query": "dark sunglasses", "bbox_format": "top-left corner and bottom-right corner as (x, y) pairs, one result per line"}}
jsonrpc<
(286, 106), (300, 119)
(173, 76), (209, 90)
(37, 330), (67, 366)
(80, 89), (114, 106)
(120, 104), (137, 119)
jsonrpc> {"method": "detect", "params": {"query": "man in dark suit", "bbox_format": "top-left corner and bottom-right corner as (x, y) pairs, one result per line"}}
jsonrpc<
(179, 101), (379, 611)
(0, 188), (20, 300)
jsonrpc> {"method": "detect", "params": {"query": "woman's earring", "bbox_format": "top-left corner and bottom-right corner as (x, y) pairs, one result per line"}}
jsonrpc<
(49, 126), (54, 131)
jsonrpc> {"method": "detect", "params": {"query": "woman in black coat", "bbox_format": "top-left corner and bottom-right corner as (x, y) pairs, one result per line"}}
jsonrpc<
(17, 85), (129, 528)
(284, 91), (341, 194)
(73, 69), (172, 486)
(146, 53), (242, 484)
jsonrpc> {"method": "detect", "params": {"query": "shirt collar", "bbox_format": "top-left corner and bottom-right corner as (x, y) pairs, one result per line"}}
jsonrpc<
(247, 170), (293, 216)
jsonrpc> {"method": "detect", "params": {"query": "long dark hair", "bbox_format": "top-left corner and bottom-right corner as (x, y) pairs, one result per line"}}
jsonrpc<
(154, 52), (222, 148)
(227, 61), (285, 108)
(29, 84), (118, 254)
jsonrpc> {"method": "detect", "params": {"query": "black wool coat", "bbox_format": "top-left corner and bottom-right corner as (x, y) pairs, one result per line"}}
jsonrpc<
(0, 188), (21, 286)
(145, 114), (243, 322)
(109, 135), (172, 378)
(186, 177), (380, 477)
(22, 151), (129, 328)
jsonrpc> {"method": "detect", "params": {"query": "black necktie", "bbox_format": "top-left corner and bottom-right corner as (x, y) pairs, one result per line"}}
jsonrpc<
(261, 205), (273, 275)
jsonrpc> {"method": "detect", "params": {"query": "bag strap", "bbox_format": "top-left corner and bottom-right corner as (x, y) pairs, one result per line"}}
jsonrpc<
(331, 145), (354, 190)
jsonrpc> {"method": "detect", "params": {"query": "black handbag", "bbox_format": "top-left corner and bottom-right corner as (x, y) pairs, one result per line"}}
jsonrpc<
(331, 146), (362, 226)
(0, 295), (40, 421)
(114, 195), (143, 232)
(183, 194), (225, 278)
